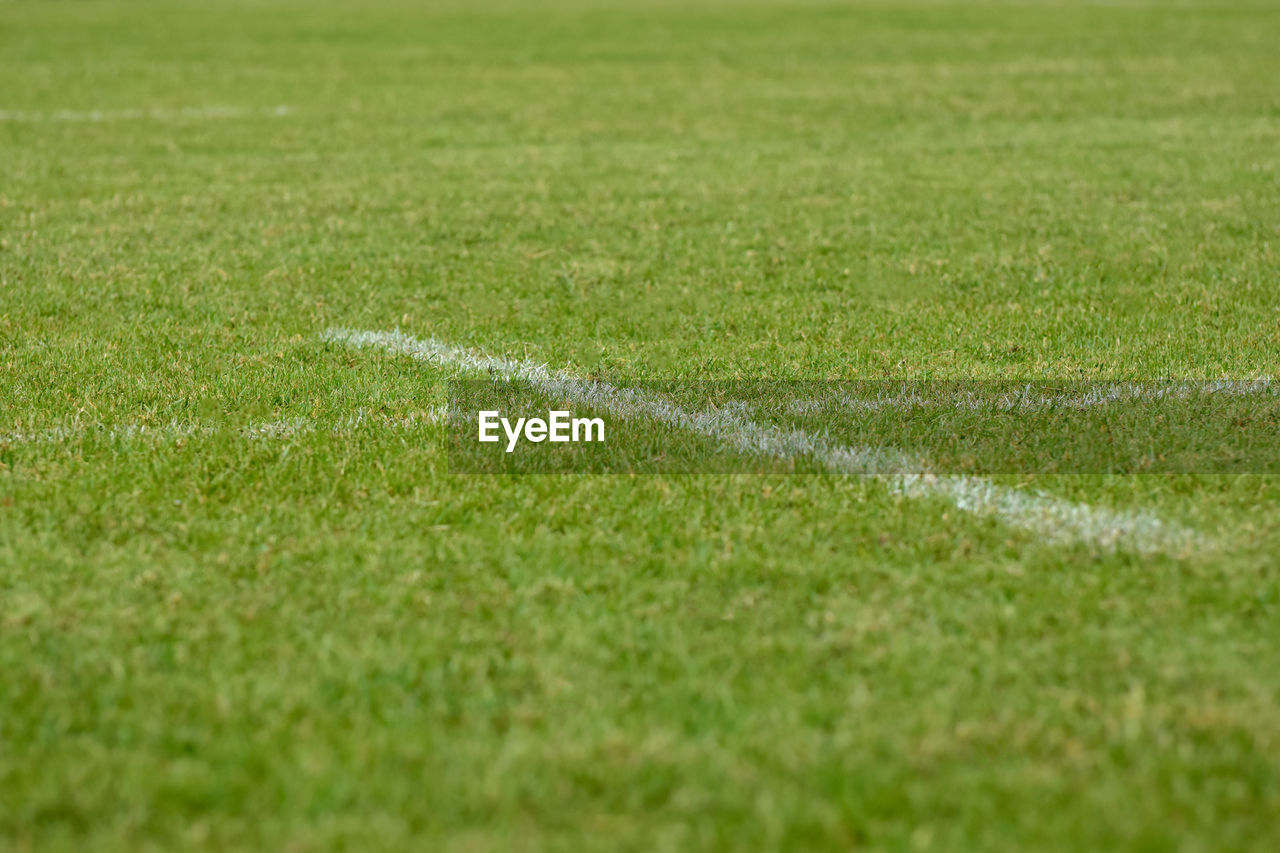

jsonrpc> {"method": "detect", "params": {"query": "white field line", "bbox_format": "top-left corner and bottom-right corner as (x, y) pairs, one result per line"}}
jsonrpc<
(0, 105), (292, 123)
(0, 408), (445, 447)
(785, 378), (1276, 416)
(323, 327), (1203, 555)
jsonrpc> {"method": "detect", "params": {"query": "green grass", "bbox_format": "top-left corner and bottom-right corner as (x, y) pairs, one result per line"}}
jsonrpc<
(2, 0), (1279, 848)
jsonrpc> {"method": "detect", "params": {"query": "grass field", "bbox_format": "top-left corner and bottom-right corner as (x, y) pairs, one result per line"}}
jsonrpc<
(3, 0), (1280, 848)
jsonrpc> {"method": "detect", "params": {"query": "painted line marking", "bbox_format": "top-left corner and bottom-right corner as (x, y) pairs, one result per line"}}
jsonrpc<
(323, 327), (1203, 555)
(0, 408), (445, 447)
(785, 378), (1276, 416)
(0, 105), (293, 123)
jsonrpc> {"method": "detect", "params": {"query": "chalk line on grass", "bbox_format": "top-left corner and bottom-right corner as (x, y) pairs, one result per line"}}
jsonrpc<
(785, 378), (1276, 417)
(0, 105), (293, 123)
(0, 408), (445, 448)
(323, 327), (1202, 555)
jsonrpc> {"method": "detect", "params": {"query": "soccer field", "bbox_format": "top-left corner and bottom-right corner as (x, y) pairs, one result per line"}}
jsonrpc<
(2, 0), (1279, 848)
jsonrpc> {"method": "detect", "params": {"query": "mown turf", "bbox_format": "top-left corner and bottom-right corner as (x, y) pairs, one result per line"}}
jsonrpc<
(2, 0), (1279, 849)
